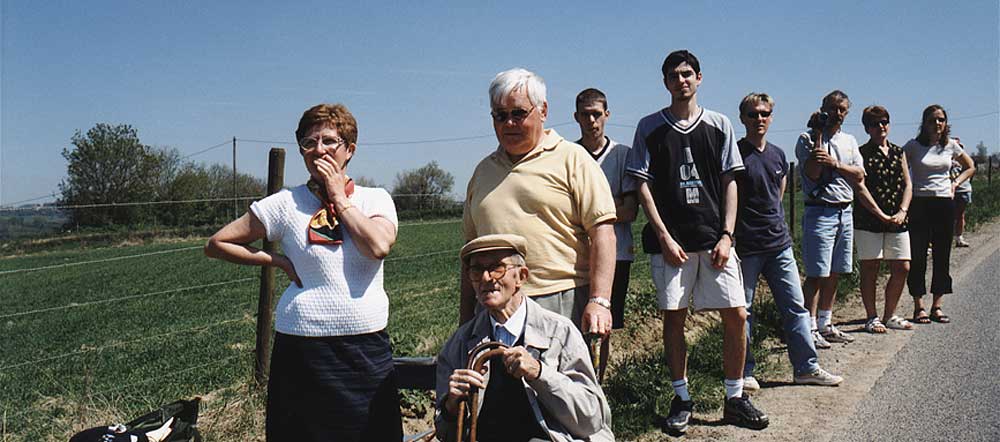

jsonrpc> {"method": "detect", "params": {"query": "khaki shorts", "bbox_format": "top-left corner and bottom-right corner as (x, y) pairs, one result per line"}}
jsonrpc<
(650, 250), (745, 311)
(855, 230), (911, 261)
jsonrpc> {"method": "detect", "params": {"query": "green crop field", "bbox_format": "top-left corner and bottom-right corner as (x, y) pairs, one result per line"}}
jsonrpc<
(0, 219), (469, 441)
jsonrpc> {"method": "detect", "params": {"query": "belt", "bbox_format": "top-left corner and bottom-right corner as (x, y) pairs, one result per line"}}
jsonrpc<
(804, 201), (851, 209)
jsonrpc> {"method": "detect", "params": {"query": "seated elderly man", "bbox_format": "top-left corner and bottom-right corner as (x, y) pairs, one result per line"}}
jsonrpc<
(435, 234), (614, 442)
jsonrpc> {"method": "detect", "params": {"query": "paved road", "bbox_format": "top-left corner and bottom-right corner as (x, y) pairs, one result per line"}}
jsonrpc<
(836, 246), (1000, 441)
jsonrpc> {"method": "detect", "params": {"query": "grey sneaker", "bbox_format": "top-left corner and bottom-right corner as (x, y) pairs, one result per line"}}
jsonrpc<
(662, 395), (694, 434)
(821, 324), (855, 343)
(794, 367), (844, 386)
(812, 329), (832, 349)
(743, 376), (760, 391)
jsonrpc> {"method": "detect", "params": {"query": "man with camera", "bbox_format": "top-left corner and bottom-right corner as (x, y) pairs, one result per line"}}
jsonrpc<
(794, 90), (865, 349)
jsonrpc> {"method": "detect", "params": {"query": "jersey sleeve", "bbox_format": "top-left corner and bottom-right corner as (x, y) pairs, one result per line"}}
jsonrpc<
(625, 123), (653, 182)
(719, 115), (744, 173)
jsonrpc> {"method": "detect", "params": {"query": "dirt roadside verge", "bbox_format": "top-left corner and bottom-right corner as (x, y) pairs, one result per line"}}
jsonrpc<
(655, 219), (1000, 441)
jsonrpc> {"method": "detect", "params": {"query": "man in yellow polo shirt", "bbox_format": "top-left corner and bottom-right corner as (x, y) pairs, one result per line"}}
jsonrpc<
(461, 67), (618, 337)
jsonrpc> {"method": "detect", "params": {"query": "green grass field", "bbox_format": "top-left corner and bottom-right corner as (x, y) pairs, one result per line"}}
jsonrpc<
(3, 173), (998, 441)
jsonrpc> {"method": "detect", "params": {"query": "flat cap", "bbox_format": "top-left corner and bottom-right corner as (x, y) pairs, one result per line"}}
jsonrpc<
(460, 233), (528, 262)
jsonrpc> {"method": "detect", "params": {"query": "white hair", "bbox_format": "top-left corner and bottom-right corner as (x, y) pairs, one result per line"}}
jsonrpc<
(489, 68), (546, 108)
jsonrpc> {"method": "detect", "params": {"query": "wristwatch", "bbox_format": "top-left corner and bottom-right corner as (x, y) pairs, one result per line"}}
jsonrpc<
(588, 297), (612, 309)
(720, 230), (735, 241)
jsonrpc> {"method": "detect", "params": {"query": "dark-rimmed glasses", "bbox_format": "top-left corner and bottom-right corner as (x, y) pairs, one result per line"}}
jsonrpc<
(746, 110), (772, 119)
(298, 136), (345, 153)
(466, 263), (518, 281)
(491, 106), (535, 124)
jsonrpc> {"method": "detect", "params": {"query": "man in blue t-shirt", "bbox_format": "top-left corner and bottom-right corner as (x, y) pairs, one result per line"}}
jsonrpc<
(734, 92), (843, 391)
(625, 50), (767, 433)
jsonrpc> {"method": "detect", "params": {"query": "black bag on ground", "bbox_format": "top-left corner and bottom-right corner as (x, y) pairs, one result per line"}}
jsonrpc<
(69, 398), (201, 442)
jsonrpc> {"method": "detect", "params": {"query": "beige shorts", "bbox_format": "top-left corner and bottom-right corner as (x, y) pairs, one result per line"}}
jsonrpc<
(650, 250), (745, 311)
(854, 230), (911, 261)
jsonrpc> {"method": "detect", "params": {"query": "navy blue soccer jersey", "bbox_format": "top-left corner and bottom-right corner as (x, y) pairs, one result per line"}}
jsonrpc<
(625, 108), (744, 253)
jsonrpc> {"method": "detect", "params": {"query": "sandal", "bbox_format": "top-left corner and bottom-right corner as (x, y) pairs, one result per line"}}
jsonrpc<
(929, 307), (951, 323)
(913, 309), (931, 324)
(885, 315), (914, 330)
(864, 316), (887, 334)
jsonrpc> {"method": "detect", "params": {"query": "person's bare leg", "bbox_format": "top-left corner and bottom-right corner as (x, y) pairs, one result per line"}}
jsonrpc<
(884, 260), (910, 319)
(719, 307), (749, 381)
(859, 260), (881, 319)
(803, 276), (821, 319)
(663, 309), (689, 380)
(818, 273), (840, 312)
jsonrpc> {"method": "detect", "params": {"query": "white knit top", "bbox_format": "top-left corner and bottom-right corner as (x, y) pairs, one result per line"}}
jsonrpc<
(250, 184), (398, 337)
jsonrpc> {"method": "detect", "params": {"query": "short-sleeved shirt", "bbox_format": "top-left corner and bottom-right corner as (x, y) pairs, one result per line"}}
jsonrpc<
(579, 137), (635, 261)
(854, 141), (908, 233)
(464, 129), (617, 297)
(904, 138), (965, 197)
(625, 107), (744, 253)
(795, 130), (864, 204)
(735, 139), (792, 256)
(250, 184), (398, 337)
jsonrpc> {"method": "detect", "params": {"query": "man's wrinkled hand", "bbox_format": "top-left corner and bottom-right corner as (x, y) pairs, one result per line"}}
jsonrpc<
(581, 302), (612, 337)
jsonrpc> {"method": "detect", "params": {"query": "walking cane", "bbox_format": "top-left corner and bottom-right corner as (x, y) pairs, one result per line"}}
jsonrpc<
(455, 341), (509, 442)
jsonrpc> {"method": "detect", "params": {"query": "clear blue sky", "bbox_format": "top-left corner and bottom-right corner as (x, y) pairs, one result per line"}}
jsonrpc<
(2, 0), (998, 206)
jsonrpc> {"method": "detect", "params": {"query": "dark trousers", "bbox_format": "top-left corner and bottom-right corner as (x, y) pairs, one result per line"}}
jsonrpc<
(610, 260), (632, 329)
(907, 197), (954, 297)
(266, 331), (403, 442)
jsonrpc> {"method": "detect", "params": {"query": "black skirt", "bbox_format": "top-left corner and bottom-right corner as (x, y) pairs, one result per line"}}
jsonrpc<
(266, 330), (403, 442)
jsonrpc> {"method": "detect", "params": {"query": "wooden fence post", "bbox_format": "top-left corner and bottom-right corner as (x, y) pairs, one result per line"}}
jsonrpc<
(989, 156), (993, 185)
(256, 147), (284, 386)
(789, 161), (796, 238)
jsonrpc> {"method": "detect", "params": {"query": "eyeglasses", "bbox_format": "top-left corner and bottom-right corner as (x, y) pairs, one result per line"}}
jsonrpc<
(466, 262), (518, 281)
(491, 106), (535, 124)
(298, 136), (345, 152)
(745, 110), (772, 119)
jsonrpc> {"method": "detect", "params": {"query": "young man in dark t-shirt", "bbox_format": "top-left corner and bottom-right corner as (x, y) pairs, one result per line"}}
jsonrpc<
(625, 50), (767, 433)
(735, 92), (843, 391)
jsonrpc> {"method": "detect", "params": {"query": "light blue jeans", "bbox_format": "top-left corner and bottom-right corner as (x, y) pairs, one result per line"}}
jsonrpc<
(742, 246), (819, 377)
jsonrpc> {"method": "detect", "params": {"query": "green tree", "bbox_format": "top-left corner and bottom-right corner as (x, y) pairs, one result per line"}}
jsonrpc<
(59, 124), (163, 227)
(975, 141), (989, 163)
(391, 161), (456, 213)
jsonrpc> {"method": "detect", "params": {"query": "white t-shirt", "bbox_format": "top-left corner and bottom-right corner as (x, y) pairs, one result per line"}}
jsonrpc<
(585, 137), (635, 262)
(904, 138), (966, 198)
(250, 184), (398, 337)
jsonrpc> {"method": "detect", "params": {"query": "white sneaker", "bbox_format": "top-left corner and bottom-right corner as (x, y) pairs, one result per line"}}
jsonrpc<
(743, 376), (760, 391)
(956, 236), (970, 247)
(794, 367), (844, 386)
(811, 329), (832, 349)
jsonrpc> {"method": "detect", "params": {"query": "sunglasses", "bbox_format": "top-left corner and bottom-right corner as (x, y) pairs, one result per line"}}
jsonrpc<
(867, 119), (890, 128)
(933, 117), (947, 123)
(466, 263), (518, 281)
(298, 136), (345, 152)
(745, 110), (772, 119)
(491, 106), (535, 123)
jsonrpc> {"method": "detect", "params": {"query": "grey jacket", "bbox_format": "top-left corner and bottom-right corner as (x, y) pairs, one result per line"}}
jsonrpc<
(434, 297), (614, 442)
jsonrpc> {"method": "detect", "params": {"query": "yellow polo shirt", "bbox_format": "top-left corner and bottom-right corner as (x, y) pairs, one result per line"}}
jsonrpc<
(463, 129), (617, 296)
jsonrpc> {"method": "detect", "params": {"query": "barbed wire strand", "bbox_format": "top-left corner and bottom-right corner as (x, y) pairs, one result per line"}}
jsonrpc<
(0, 315), (252, 372)
(95, 354), (247, 396)
(385, 248), (459, 262)
(235, 122), (576, 148)
(607, 110), (999, 134)
(0, 192), (60, 207)
(0, 277), (255, 320)
(0, 195), (264, 213)
(0, 246), (205, 276)
(180, 140), (232, 160)
(399, 219), (462, 227)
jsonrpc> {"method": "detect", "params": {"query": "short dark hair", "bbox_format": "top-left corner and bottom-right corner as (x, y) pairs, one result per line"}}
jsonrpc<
(662, 50), (701, 78)
(862, 105), (890, 128)
(575, 88), (608, 111)
(821, 90), (851, 110)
